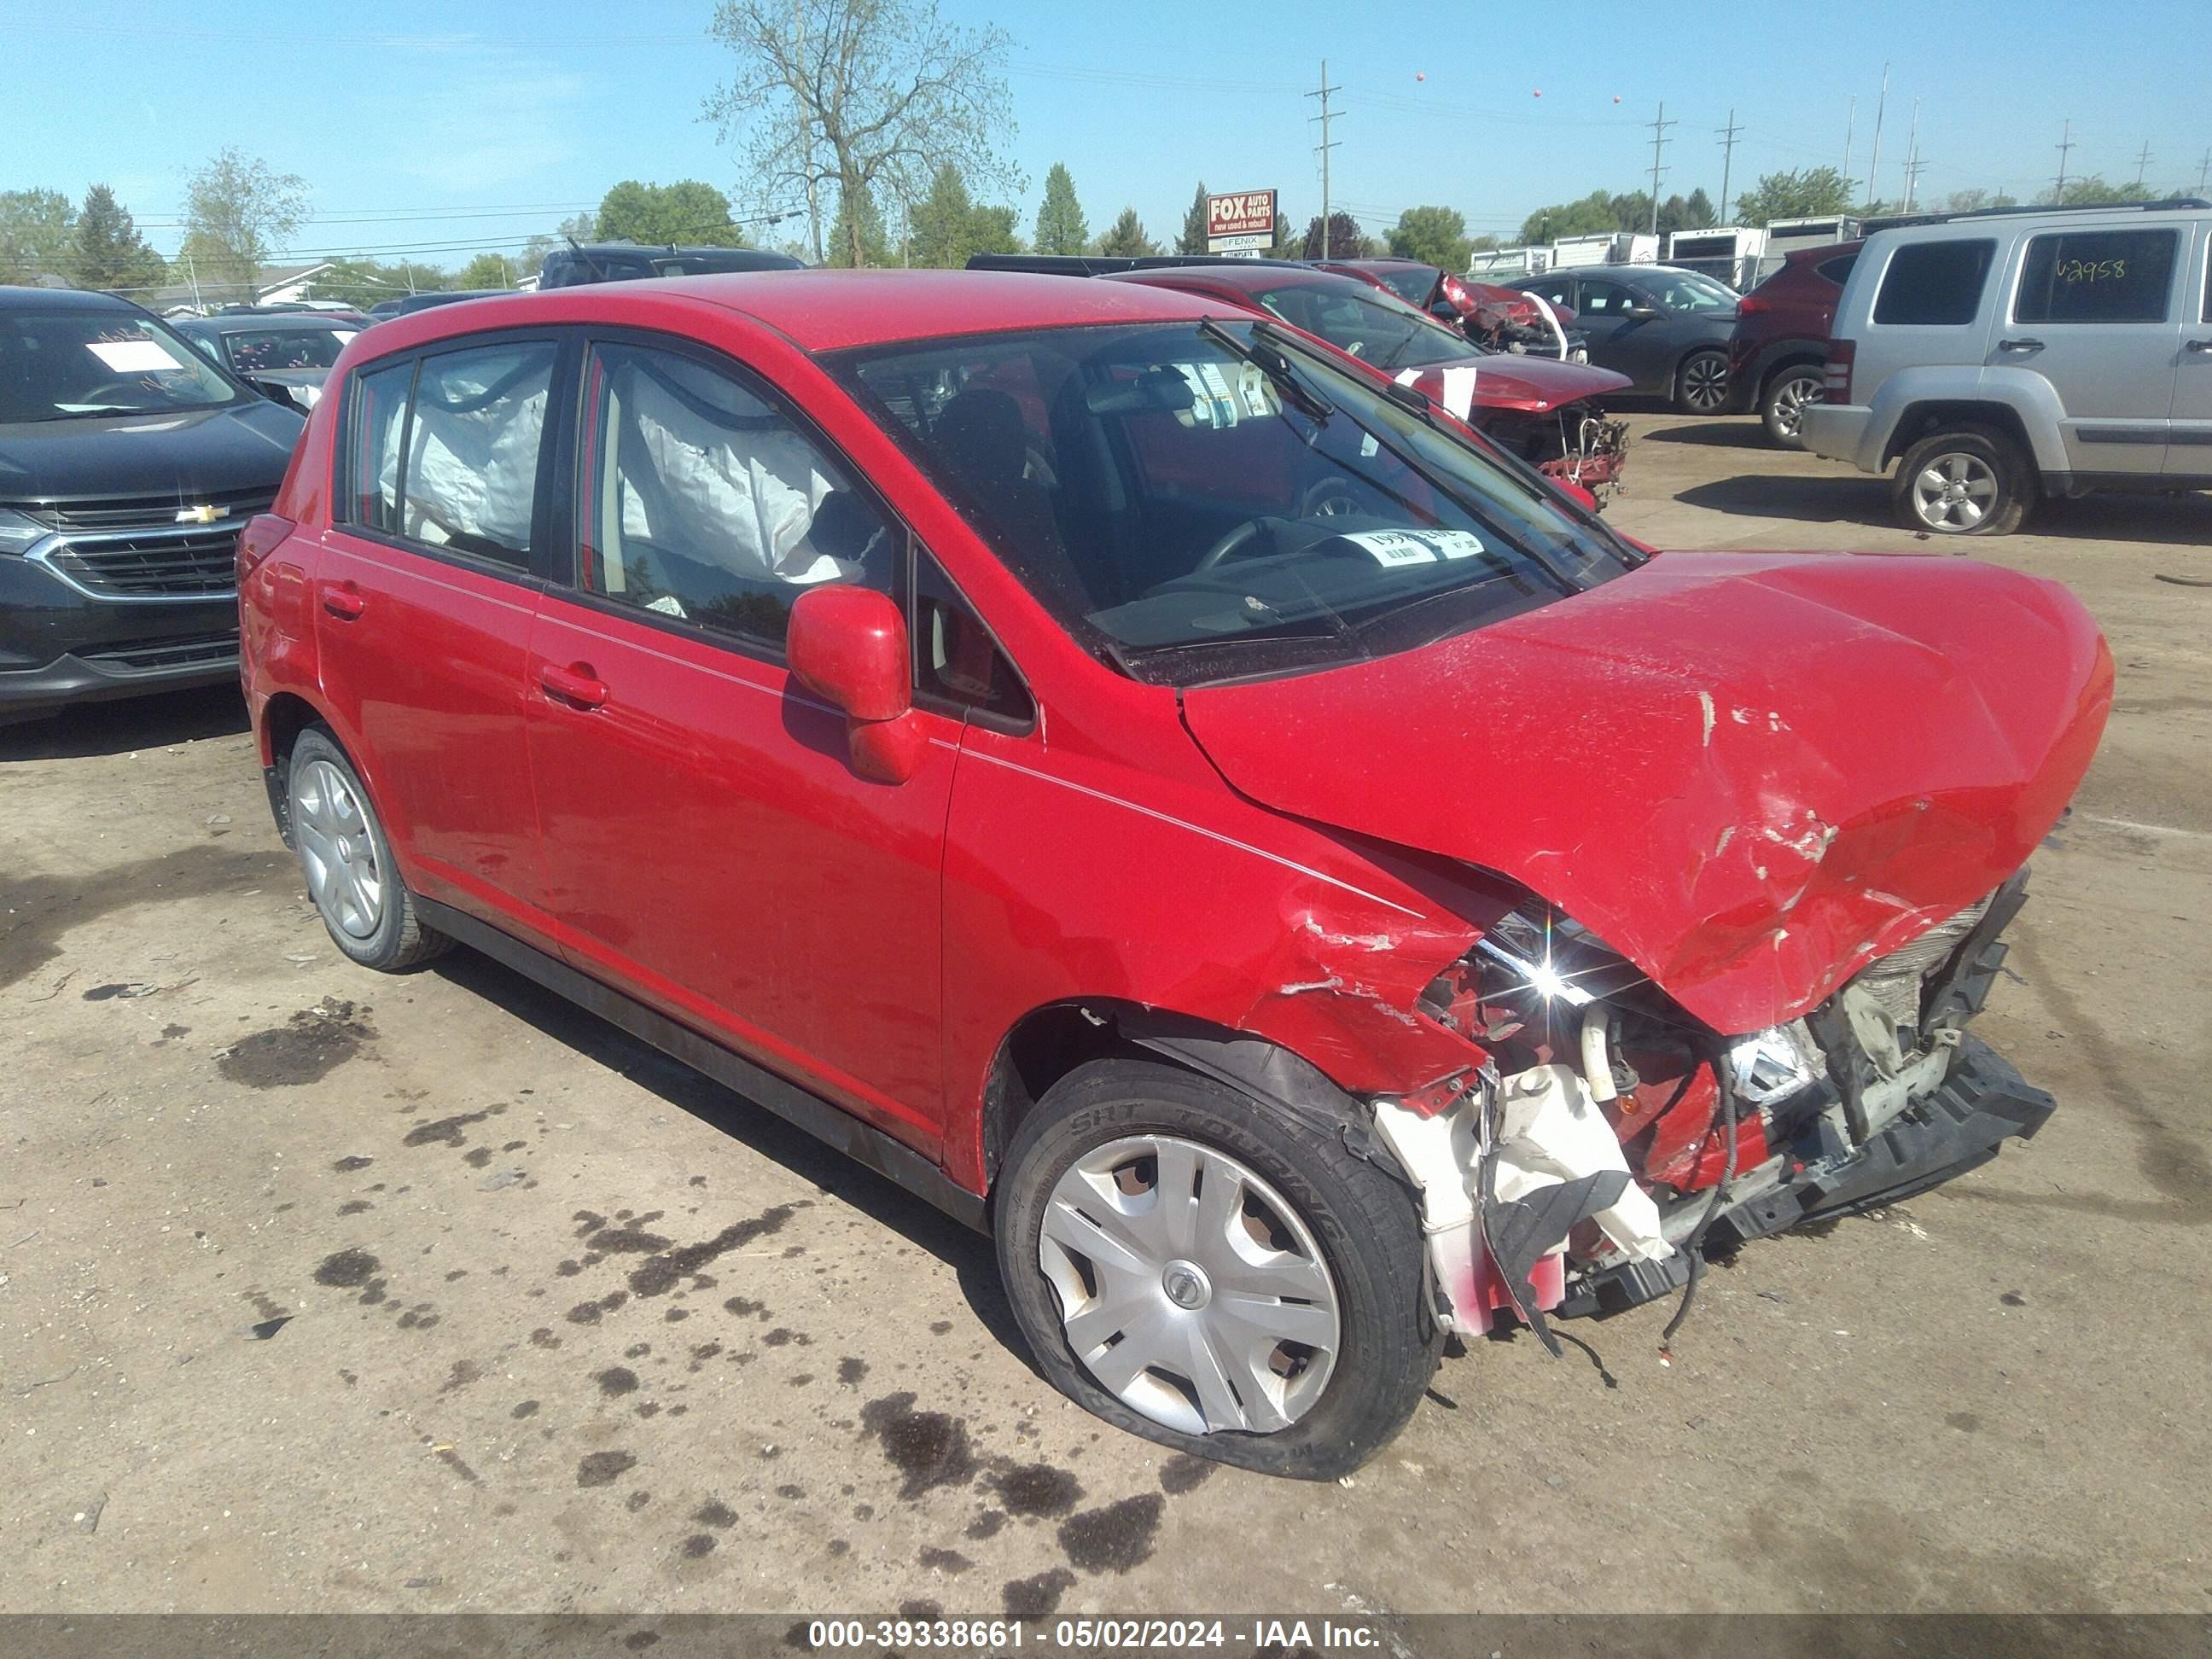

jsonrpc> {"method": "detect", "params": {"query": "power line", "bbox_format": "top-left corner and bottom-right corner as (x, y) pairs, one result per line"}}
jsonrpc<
(1307, 58), (1342, 250)
(1646, 101), (1676, 234)
(1715, 108), (1743, 224)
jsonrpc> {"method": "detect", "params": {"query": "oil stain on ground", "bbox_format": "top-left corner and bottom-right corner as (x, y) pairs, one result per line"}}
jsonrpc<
(313, 1249), (381, 1289)
(989, 1462), (1083, 1519)
(1058, 1494), (1165, 1574)
(1159, 1453), (1215, 1494)
(1001, 1567), (1078, 1617)
(859, 1392), (975, 1501)
(402, 1104), (504, 1148)
(626, 1204), (801, 1298)
(577, 1451), (637, 1487)
(220, 1003), (375, 1088)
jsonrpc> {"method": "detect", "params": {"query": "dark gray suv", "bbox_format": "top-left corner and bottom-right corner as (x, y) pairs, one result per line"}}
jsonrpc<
(1506, 264), (1740, 413)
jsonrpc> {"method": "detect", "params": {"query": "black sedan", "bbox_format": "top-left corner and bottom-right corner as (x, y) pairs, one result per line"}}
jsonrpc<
(172, 311), (366, 409)
(1, 287), (301, 721)
(1503, 264), (1740, 414)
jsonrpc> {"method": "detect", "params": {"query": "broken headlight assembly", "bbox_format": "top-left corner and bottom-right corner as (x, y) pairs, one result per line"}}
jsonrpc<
(1375, 878), (2055, 1349)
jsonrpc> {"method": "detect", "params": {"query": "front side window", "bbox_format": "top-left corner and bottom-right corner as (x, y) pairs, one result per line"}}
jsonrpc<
(1250, 283), (1470, 371)
(837, 321), (1638, 687)
(224, 326), (358, 374)
(914, 548), (1031, 724)
(0, 309), (243, 422)
(1647, 271), (1738, 311)
(2015, 229), (2179, 324)
(399, 342), (555, 566)
(579, 342), (896, 648)
(1873, 239), (1996, 326)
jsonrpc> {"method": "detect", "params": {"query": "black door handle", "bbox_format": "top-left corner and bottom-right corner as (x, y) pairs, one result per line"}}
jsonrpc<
(2187, 338), (2212, 353)
(1998, 337), (2045, 352)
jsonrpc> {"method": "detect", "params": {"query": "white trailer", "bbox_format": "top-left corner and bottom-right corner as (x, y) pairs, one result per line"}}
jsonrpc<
(1664, 226), (1767, 290)
(1755, 215), (1861, 280)
(1465, 245), (1552, 277)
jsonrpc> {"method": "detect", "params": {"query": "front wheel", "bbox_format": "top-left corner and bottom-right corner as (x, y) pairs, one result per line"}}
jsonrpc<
(1673, 348), (1731, 415)
(1761, 364), (1825, 447)
(995, 1057), (1437, 1480)
(1892, 426), (2034, 536)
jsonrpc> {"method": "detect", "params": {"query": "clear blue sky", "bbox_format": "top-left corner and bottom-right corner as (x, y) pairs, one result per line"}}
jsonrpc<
(4, 0), (2205, 268)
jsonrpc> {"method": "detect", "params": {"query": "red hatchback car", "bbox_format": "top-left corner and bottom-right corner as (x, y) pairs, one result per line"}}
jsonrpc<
(240, 270), (2110, 1479)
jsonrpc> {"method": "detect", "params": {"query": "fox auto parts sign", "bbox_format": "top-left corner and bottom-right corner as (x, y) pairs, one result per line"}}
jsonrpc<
(1207, 189), (1277, 253)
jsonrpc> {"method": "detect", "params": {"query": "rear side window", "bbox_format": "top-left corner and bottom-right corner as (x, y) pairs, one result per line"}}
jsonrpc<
(399, 343), (556, 567)
(579, 341), (897, 649)
(1873, 239), (1995, 325)
(1816, 252), (1859, 287)
(2016, 229), (2179, 323)
(348, 360), (413, 533)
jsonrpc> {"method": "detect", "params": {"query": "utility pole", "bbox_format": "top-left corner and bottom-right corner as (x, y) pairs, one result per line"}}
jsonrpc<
(1865, 61), (1889, 209)
(2199, 148), (2211, 195)
(2133, 142), (2152, 187)
(1307, 59), (1341, 254)
(1843, 94), (1856, 180)
(1901, 97), (1923, 212)
(2054, 119), (2075, 201)
(1715, 108), (1743, 225)
(1646, 101), (1675, 235)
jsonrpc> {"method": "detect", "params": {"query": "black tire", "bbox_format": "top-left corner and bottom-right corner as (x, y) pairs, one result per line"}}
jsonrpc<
(1891, 424), (2034, 536)
(1760, 363), (1825, 448)
(286, 727), (451, 971)
(1673, 347), (1731, 415)
(994, 1057), (1437, 1480)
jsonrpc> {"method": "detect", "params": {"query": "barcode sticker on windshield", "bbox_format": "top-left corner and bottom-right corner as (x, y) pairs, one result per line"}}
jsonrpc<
(86, 340), (178, 374)
(1340, 529), (1487, 568)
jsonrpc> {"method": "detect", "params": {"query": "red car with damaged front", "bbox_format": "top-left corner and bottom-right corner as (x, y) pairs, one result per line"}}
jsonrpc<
(238, 269), (2110, 1480)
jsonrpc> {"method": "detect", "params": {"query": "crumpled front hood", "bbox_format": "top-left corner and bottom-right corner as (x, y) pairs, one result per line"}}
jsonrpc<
(1406, 353), (1631, 414)
(1181, 551), (2113, 1036)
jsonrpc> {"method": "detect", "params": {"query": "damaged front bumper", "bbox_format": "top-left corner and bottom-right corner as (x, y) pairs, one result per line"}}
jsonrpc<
(1371, 871), (2053, 1348)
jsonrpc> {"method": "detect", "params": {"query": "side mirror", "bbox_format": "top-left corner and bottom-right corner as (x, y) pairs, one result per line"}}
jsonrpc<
(786, 584), (925, 783)
(1623, 300), (1661, 319)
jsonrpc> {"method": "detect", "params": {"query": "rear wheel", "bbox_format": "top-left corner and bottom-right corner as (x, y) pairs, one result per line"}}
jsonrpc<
(1892, 426), (2034, 536)
(1761, 364), (1825, 447)
(288, 728), (450, 971)
(995, 1057), (1436, 1480)
(1674, 348), (1730, 415)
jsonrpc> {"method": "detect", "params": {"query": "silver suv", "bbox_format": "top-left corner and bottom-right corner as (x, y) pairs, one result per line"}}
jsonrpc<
(1803, 200), (2212, 534)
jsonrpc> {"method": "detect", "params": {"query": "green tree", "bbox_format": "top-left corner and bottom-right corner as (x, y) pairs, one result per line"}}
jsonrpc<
(596, 179), (744, 247)
(2036, 174), (2160, 207)
(1684, 187), (1716, 230)
(1733, 166), (1853, 227)
(0, 188), (78, 285)
(824, 181), (892, 268)
(1096, 207), (1159, 258)
(707, 0), (1021, 271)
(454, 253), (515, 289)
(519, 212), (597, 281)
(1034, 162), (1088, 255)
(306, 259), (450, 311)
(1266, 212), (1300, 259)
(967, 203), (1021, 259)
(71, 185), (166, 294)
(183, 148), (311, 302)
(909, 163), (975, 267)
(1176, 181), (1209, 256)
(1386, 205), (1472, 270)
(1517, 189), (1627, 245)
(1301, 212), (1365, 259)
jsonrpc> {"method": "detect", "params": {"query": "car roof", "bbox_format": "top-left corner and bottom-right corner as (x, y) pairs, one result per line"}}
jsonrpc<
(356, 269), (1224, 357)
(179, 312), (365, 335)
(1105, 264), (1363, 300)
(1324, 258), (1435, 273)
(0, 285), (137, 313)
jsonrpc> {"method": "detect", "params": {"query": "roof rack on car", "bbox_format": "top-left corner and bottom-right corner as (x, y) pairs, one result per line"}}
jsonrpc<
(1861, 197), (2210, 234)
(966, 253), (1308, 276)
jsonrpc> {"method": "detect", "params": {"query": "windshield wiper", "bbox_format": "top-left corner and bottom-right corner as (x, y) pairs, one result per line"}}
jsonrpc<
(1197, 317), (1334, 422)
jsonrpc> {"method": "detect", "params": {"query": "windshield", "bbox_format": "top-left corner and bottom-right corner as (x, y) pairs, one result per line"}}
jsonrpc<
(834, 320), (1639, 686)
(1647, 270), (1739, 311)
(223, 326), (358, 374)
(1250, 282), (1474, 372)
(0, 310), (243, 422)
(1373, 266), (1438, 306)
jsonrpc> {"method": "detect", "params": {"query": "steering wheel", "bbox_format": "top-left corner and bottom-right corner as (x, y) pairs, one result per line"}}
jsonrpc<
(1299, 478), (1361, 521)
(76, 378), (154, 404)
(1192, 520), (1268, 573)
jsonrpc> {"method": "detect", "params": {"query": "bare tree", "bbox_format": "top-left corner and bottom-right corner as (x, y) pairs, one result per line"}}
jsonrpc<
(704, 0), (1020, 269)
(182, 148), (310, 300)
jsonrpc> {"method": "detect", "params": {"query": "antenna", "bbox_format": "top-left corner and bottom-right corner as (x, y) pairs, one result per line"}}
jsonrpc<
(1307, 59), (1342, 254)
(1647, 101), (1676, 235)
(1715, 108), (1743, 225)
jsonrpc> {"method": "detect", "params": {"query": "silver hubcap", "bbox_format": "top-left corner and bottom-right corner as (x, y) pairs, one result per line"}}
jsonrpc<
(293, 759), (384, 940)
(1039, 1135), (1340, 1437)
(1773, 374), (1820, 435)
(1684, 355), (1727, 410)
(1912, 451), (2000, 529)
